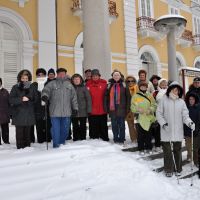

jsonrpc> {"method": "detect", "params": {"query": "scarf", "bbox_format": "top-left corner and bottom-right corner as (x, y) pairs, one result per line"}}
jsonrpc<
(169, 91), (179, 100)
(110, 83), (121, 111)
(129, 85), (137, 96)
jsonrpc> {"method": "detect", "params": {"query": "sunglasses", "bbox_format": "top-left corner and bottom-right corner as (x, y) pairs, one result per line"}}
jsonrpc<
(127, 80), (135, 83)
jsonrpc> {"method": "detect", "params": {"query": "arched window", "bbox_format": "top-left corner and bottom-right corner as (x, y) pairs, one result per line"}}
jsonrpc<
(195, 61), (200, 69)
(140, 52), (156, 79)
(0, 22), (20, 91)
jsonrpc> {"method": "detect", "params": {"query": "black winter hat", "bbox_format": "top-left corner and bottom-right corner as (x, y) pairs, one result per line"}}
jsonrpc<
(36, 68), (47, 76)
(48, 68), (55, 75)
(166, 81), (183, 98)
(17, 69), (32, 82)
(149, 75), (161, 82)
(91, 69), (101, 76)
(193, 77), (200, 82)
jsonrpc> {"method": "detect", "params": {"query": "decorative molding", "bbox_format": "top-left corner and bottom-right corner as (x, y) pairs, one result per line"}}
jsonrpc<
(0, 7), (34, 74)
(10, 0), (30, 8)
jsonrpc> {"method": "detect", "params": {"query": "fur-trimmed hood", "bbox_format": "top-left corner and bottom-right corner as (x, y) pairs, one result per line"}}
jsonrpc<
(166, 81), (183, 98)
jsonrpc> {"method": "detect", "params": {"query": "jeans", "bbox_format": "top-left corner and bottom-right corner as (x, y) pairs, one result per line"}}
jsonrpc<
(51, 117), (71, 148)
(111, 116), (125, 143)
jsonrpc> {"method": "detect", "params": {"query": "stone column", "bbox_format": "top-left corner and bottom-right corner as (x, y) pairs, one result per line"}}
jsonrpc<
(167, 27), (178, 82)
(82, 0), (111, 80)
(38, 0), (57, 71)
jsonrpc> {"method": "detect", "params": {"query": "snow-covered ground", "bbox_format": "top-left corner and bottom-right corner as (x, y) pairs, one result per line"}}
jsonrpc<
(0, 125), (199, 200)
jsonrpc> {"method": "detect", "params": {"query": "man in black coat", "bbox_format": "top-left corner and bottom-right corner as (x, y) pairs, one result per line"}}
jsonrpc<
(0, 78), (10, 144)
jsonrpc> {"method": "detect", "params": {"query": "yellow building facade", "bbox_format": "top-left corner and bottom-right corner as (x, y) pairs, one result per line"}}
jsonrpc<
(0, 0), (200, 90)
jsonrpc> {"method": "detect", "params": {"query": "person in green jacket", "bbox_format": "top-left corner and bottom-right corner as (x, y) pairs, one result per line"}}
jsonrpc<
(131, 81), (157, 155)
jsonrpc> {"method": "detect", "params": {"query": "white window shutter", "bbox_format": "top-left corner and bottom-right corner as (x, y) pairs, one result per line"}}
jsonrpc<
(0, 22), (19, 91)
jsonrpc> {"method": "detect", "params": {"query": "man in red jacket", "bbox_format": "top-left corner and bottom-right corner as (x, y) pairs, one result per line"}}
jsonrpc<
(86, 69), (109, 141)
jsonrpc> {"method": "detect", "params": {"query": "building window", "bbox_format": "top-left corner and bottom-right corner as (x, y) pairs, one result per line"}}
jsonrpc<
(0, 22), (20, 91)
(195, 61), (200, 69)
(139, 0), (153, 17)
(169, 6), (179, 15)
(193, 16), (200, 35)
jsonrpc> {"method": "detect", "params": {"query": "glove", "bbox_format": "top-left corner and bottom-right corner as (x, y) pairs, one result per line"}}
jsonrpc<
(162, 123), (169, 132)
(41, 95), (48, 103)
(72, 109), (78, 117)
(189, 122), (195, 131)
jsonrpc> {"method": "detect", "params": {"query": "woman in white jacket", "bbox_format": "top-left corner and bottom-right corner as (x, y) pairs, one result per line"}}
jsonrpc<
(156, 81), (195, 177)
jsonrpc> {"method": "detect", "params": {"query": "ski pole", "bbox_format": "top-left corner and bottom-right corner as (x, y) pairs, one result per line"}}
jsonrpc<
(169, 140), (180, 184)
(190, 129), (194, 186)
(45, 102), (48, 150)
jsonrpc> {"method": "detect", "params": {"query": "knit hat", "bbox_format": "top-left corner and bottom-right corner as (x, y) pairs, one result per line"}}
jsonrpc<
(158, 78), (167, 86)
(149, 75), (161, 83)
(91, 69), (101, 76)
(48, 68), (55, 75)
(36, 68), (47, 76)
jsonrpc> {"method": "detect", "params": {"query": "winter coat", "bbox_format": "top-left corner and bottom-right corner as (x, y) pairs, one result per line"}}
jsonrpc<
(9, 83), (38, 126)
(32, 82), (45, 120)
(86, 79), (107, 115)
(42, 77), (78, 117)
(156, 89), (167, 104)
(157, 81), (193, 142)
(131, 91), (157, 131)
(156, 94), (192, 142)
(72, 84), (92, 117)
(184, 93), (200, 137)
(105, 79), (130, 118)
(0, 88), (10, 124)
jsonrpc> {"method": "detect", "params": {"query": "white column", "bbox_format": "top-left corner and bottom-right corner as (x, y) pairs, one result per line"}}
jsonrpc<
(123, 0), (140, 78)
(38, 0), (56, 71)
(82, 0), (111, 80)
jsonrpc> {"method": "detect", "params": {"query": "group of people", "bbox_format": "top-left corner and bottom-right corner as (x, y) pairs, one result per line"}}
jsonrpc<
(0, 67), (200, 177)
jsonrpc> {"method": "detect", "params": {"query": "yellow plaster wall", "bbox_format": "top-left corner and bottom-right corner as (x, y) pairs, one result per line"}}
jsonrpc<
(58, 56), (75, 76)
(110, 0), (126, 53)
(0, 0), (38, 40)
(112, 62), (127, 77)
(57, 0), (82, 47)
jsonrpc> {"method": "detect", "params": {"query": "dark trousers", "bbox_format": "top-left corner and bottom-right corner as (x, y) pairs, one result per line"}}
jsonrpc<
(136, 123), (152, 151)
(0, 123), (9, 144)
(162, 141), (182, 173)
(72, 117), (87, 141)
(36, 118), (51, 143)
(151, 123), (161, 147)
(111, 116), (125, 143)
(16, 126), (31, 149)
(30, 126), (35, 143)
(88, 114), (109, 141)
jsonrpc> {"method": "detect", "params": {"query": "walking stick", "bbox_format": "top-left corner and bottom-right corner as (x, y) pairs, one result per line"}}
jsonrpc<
(169, 140), (180, 184)
(190, 129), (194, 186)
(45, 102), (48, 150)
(0, 126), (2, 145)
